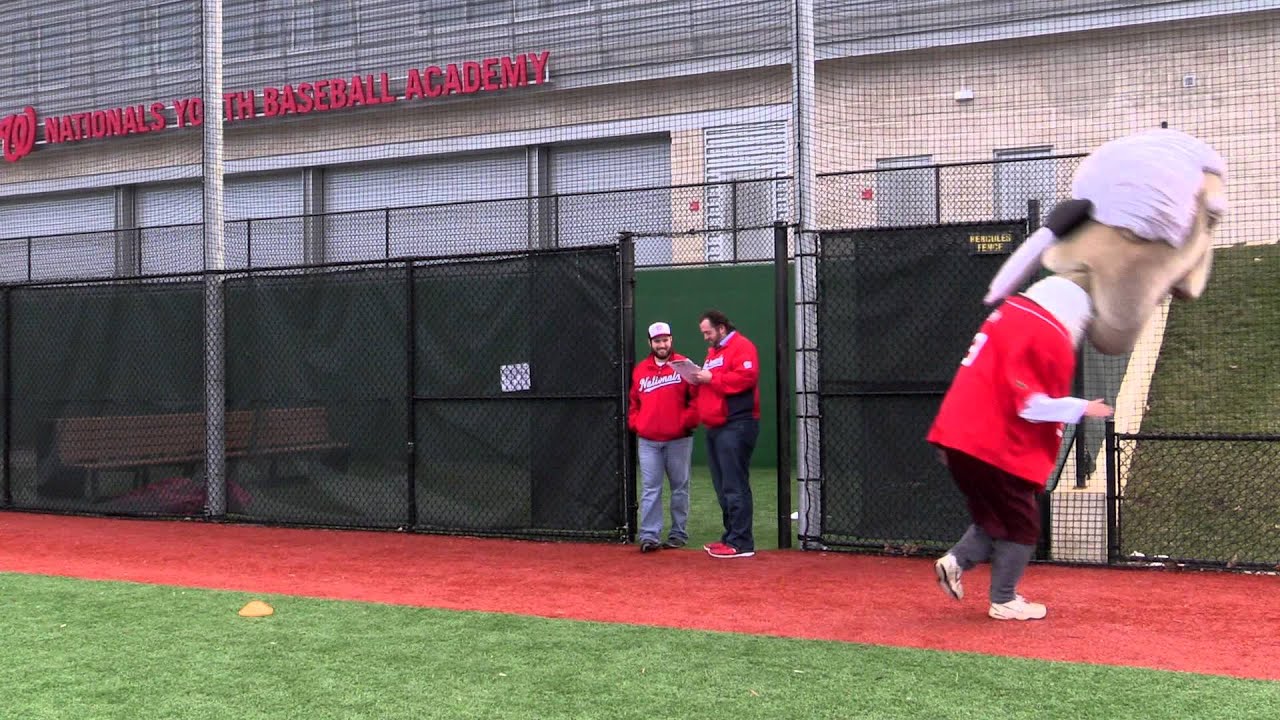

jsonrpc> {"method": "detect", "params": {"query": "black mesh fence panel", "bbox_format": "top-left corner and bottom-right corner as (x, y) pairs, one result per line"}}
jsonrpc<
(0, 242), (625, 540)
(1114, 435), (1280, 570)
(223, 265), (409, 529)
(817, 221), (1027, 551)
(412, 246), (624, 538)
(8, 278), (206, 516)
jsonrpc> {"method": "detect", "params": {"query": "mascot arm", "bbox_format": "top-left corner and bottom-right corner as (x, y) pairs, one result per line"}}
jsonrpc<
(1005, 341), (1083, 424)
(1019, 394), (1088, 424)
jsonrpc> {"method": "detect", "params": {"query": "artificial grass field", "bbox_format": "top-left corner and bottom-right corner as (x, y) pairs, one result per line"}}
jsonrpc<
(2, 571), (1278, 720)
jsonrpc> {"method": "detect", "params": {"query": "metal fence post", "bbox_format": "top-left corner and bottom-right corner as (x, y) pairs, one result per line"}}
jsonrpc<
(731, 181), (740, 263)
(553, 195), (561, 248)
(201, 0), (227, 518)
(1105, 418), (1119, 563)
(774, 222), (793, 549)
(2, 288), (11, 508)
(25, 237), (32, 281)
(933, 165), (942, 223)
(385, 208), (392, 260)
(618, 231), (638, 542)
(245, 220), (253, 269)
(405, 260), (417, 528)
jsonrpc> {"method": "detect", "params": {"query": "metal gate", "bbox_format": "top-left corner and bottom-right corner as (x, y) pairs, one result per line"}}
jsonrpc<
(815, 220), (1027, 552)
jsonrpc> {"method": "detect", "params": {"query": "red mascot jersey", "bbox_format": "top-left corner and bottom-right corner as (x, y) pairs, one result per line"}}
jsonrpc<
(926, 295), (1076, 489)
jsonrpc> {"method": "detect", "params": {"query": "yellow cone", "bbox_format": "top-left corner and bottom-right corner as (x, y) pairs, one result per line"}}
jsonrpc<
(238, 600), (274, 618)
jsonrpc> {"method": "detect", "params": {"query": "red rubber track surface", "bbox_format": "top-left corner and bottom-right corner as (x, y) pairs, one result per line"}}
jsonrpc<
(2, 512), (1277, 681)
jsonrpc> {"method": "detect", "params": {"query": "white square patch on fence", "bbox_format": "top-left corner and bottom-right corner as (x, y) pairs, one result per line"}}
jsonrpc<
(500, 362), (531, 392)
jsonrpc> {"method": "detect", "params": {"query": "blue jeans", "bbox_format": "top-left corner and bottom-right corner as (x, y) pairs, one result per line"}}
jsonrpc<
(638, 436), (693, 543)
(706, 418), (759, 552)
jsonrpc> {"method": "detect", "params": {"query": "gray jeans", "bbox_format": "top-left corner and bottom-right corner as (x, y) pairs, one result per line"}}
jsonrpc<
(638, 436), (693, 543)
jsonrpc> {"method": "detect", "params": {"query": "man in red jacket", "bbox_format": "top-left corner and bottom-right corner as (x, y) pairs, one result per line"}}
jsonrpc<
(927, 276), (1112, 620)
(628, 321), (698, 552)
(691, 310), (760, 559)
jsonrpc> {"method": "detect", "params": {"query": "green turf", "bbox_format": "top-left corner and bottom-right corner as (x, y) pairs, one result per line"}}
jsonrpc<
(1, 572), (1277, 720)
(647, 465), (798, 551)
(1122, 243), (1280, 564)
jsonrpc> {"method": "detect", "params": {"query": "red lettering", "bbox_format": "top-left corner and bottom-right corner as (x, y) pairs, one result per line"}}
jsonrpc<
(348, 75), (367, 107)
(76, 113), (92, 138)
(426, 67), (443, 98)
(223, 92), (237, 122)
(405, 69), (425, 100)
(173, 98), (192, 127)
(262, 87), (280, 117)
(329, 78), (347, 109)
(296, 83), (315, 113)
(61, 116), (77, 140)
(378, 73), (396, 103)
(279, 85), (298, 115)
(149, 102), (166, 131)
(122, 107), (141, 135)
(90, 111), (107, 138)
(530, 50), (550, 84)
(188, 97), (204, 127)
(106, 108), (123, 137)
(501, 56), (527, 87)
(442, 64), (463, 95)
(234, 91), (255, 120)
(481, 58), (498, 91)
(461, 62), (481, 93)
(314, 80), (330, 110)
(44, 116), (62, 144)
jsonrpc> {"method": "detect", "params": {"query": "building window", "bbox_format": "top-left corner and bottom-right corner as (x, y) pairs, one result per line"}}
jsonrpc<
(994, 146), (1055, 224)
(875, 155), (935, 226)
(121, 4), (199, 76)
(536, 0), (589, 10)
(435, 0), (510, 26)
(252, 0), (291, 54)
(293, 0), (358, 49)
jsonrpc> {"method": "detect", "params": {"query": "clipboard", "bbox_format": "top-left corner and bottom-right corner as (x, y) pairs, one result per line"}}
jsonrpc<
(669, 359), (702, 384)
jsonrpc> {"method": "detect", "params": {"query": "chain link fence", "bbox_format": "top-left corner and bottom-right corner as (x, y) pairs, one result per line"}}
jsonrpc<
(0, 243), (630, 541)
(811, 157), (1280, 570)
(815, 216), (1029, 552)
(5, 179), (792, 283)
(1105, 240), (1280, 570)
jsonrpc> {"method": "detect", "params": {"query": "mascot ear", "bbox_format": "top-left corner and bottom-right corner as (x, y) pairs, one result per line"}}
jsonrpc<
(983, 199), (1094, 306)
(1043, 199), (1094, 237)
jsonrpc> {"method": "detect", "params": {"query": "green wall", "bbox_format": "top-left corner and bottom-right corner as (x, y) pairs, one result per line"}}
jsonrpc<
(634, 264), (795, 468)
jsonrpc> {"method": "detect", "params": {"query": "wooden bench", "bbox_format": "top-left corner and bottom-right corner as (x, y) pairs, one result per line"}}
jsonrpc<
(52, 407), (348, 500)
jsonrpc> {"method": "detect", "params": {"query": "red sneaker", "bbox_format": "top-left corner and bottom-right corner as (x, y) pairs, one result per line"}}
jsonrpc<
(705, 543), (755, 559)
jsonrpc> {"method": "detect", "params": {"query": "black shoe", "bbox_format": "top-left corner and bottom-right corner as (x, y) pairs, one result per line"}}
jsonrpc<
(640, 540), (661, 553)
(662, 538), (687, 549)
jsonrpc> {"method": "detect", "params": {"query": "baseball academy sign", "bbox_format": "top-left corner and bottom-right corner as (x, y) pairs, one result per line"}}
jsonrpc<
(0, 51), (551, 164)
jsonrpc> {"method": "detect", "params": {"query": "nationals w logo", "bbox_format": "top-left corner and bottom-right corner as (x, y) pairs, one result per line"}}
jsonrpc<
(0, 106), (37, 163)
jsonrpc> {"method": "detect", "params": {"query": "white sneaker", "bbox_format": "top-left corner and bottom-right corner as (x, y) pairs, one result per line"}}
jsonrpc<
(988, 596), (1047, 621)
(934, 554), (963, 601)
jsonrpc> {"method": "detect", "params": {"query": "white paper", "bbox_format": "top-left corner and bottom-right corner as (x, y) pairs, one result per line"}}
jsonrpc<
(669, 359), (702, 384)
(500, 362), (531, 392)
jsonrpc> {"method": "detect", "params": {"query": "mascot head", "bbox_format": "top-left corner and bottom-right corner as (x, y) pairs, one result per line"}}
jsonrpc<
(983, 128), (1228, 355)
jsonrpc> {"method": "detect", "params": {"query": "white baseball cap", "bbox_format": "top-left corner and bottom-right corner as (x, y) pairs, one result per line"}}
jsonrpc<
(647, 322), (672, 339)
